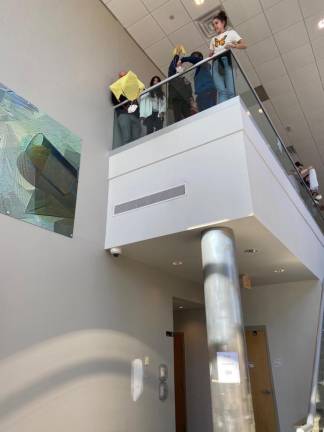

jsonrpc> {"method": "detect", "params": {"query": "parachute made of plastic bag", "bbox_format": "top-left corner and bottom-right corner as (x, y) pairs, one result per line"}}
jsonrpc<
(110, 71), (145, 102)
(172, 44), (186, 56)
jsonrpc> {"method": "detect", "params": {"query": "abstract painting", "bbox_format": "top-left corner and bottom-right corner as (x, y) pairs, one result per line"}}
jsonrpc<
(0, 83), (81, 237)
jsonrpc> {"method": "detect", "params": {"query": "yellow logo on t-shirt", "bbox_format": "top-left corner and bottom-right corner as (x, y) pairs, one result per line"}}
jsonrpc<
(214, 35), (227, 47)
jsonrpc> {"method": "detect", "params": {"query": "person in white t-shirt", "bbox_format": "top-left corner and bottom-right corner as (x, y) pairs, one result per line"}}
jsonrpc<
(209, 11), (246, 103)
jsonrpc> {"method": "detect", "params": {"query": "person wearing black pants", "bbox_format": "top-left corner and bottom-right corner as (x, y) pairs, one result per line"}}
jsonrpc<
(168, 54), (193, 122)
(145, 111), (163, 134)
(179, 51), (216, 112)
(139, 76), (166, 136)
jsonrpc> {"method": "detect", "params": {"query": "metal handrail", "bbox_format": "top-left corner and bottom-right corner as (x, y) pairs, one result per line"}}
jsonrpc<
(112, 50), (324, 224)
(231, 53), (324, 223)
(112, 50), (225, 110)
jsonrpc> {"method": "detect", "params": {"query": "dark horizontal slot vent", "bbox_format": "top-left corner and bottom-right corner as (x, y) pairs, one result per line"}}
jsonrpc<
(114, 184), (186, 215)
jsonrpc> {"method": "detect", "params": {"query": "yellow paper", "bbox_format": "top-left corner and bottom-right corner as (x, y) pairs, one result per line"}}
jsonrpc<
(110, 71), (145, 101)
(172, 44), (186, 56)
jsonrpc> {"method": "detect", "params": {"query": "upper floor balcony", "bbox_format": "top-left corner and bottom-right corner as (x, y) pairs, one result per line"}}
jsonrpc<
(106, 51), (324, 286)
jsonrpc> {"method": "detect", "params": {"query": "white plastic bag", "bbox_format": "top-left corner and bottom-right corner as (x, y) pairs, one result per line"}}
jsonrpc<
(309, 168), (319, 191)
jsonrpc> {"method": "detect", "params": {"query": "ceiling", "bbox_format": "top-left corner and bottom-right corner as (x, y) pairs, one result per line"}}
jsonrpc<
(103, 0), (324, 189)
(121, 216), (315, 286)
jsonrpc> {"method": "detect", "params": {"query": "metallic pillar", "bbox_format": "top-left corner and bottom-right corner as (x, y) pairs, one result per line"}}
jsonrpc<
(201, 228), (255, 432)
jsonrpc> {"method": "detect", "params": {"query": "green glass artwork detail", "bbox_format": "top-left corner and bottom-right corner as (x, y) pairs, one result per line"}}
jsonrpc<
(0, 83), (81, 237)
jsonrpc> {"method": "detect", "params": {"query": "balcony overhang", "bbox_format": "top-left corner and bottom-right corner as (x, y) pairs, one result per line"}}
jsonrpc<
(106, 97), (324, 285)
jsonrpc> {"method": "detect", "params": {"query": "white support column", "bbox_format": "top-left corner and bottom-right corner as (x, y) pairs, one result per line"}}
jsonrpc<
(201, 228), (255, 432)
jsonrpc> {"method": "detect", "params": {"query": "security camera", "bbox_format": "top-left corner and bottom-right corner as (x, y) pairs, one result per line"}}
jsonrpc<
(110, 247), (122, 258)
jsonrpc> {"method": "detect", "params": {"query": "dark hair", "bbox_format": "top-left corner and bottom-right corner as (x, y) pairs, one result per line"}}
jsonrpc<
(213, 10), (228, 27)
(295, 161), (303, 168)
(149, 76), (164, 99)
(191, 51), (203, 60)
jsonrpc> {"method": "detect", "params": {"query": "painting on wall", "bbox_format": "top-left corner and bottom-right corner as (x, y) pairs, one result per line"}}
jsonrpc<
(0, 82), (81, 237)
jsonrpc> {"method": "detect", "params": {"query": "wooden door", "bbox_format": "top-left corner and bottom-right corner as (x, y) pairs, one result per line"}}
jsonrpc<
(245, 329), (278, 432)
(174, 332), (187, 432)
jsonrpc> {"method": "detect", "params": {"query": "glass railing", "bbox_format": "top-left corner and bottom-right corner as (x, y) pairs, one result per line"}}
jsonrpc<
(112, 51), (324, 233)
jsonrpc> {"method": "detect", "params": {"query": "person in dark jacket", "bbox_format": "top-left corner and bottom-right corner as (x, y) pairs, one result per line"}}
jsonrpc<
(168, 54), (193, 122)
(179, 51), (216, 112)
(111, 71), (141, 146)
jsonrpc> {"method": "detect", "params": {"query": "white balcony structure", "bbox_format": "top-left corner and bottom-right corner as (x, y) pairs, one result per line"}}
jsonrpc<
(105, 97), (324, 286)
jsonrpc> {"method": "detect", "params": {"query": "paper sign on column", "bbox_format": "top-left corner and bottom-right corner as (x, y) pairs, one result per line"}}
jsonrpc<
(217, 352), (241, 384)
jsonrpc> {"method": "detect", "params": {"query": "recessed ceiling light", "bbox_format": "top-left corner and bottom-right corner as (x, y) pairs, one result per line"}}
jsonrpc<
(318, 19), (324, 29)
(172, 260), (183, 266)
(194, 0), (205, 5)
(258, 108), (263, 114)
(244, 248), (259, 255)
(274, 268), (285, 273)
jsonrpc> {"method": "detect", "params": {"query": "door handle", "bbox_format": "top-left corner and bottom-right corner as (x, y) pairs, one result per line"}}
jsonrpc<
(261, 389), (272, 395)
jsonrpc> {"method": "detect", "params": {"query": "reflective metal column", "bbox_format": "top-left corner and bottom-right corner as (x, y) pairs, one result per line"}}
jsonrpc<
(201, 228), (255, 432)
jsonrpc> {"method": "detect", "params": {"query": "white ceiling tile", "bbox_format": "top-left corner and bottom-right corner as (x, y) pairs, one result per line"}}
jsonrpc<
(233, 50), (260, 86)
(282, 43), (315, 71)
(299, 0), (324, 19)
(289, 62), (322, 89)
(222, 0), (262, 26)
(128, 15), (165, 49)
(259, 0), (282, 9)
(306, 13), (324, 41)
(270, 91), (299, 118)
(262, 100), (291, 141)
(307, 113), (324, 137)
(192, 43), (212, 58)
(180, 0), (221, 20)
(142, 0), (169, 12)
(145, 37), (174, 67)
(300, 96), (324, 117)
(108, 0), (148, 27)
(240, 64), (261, 87)
(255, 56), (286, 83)
(236, 13), (271, 46)
(169, 22), (205, 52)
(317, 58), (324, 87)
(265, 0), (303, 33)
(151, 0), (191, 34)
(161, 63), (172, 75)
(312, 36), (324, 60)
(274, 21), (309, 54)
(247, 36), (280, 65)
(264, 74), (294, 98)
(289, 63), (324, 112)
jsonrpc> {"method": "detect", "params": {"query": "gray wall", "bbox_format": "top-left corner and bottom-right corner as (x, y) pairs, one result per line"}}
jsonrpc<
(174, 308), (213, 432)
(0, 1), (203, 431)
(242, 280), (322, 432)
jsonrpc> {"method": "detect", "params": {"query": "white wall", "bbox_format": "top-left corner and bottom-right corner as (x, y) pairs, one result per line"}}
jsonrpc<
(174, 309), (213, 432)
(0, 1), (203, 431)
(242, 280), (322, 432)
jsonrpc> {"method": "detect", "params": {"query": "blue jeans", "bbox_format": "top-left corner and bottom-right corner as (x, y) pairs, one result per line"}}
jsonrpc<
(212, 56), (235, 103)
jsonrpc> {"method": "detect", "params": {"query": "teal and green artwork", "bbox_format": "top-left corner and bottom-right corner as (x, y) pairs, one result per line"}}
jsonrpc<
(0, 83), (81, 237)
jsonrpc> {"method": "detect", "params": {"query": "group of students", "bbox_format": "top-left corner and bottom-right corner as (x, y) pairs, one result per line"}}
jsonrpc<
(111, 11), (323, 208)
(112, 10), (246, 145)
(168, 10), (245, 119)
